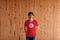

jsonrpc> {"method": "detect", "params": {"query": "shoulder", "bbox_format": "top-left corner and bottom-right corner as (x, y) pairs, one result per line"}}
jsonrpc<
(34, 20), (38, 22)
(25, 20), (29, 23)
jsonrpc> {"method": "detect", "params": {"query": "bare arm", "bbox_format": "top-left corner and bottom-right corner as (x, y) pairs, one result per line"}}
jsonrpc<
(36, 26), (39, 30)
(24, 26), (27, 32)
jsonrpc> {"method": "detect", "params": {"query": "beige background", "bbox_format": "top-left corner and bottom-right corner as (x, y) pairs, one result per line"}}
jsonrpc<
(0, 0), (60, 40)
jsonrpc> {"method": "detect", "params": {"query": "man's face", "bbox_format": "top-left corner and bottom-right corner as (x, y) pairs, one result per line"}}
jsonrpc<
(28, 14), (34, 19)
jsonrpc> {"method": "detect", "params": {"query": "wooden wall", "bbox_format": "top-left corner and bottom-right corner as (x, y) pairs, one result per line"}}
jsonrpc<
(0, 0), (60, 40)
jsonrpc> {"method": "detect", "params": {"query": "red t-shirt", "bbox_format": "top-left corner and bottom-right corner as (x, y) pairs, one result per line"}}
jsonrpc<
(24, 20), (38, 37)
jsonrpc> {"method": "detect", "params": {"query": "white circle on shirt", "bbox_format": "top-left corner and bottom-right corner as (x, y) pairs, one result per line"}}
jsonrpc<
(29, 23), (34, 28)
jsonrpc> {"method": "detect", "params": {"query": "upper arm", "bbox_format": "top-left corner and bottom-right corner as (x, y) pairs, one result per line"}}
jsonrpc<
(24, 21), (27, 32)
(35, 20), (38, 26)
(24, 21), (26, 27)
(24, 21), (27, 29)
(35, 20), (39, 29)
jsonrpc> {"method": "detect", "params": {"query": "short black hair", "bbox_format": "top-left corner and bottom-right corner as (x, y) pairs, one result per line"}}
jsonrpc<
(28, 12), (34, 16)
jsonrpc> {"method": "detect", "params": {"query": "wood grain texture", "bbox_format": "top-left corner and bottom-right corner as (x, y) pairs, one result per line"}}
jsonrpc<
(0, 0), (60, 40)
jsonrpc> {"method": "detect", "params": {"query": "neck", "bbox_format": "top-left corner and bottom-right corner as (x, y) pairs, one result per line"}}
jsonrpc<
(29, 18), (34, 22)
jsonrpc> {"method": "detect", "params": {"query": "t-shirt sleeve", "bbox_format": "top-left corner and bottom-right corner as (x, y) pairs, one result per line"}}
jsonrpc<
(35, 20), (38, 26)
(24, 21), (27, 27)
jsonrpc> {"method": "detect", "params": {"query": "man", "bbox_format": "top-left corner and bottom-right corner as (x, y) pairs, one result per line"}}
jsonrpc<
(24, 12), (39, 40)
